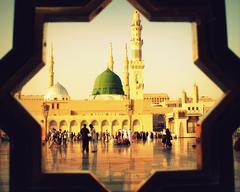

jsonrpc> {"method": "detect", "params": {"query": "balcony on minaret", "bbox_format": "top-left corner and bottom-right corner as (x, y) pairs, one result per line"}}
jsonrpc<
(132, 10), (141, 25)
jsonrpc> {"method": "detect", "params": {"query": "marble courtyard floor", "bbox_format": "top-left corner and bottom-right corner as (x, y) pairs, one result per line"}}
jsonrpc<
(1, 138), (240, 191)
(42, 138), (198, 191)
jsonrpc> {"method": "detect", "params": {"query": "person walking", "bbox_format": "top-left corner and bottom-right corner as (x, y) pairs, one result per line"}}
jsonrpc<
(49, 128), (58, 148)
(165, 128), (173, 148)
(62, 130), (68, 146)
(80, 124), (90, 153)
(57, 129), (63, 146)
(90, 124), (97, 152)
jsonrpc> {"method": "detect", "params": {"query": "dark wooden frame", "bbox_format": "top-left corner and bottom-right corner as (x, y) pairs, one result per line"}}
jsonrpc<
(0, 0), (239, 191)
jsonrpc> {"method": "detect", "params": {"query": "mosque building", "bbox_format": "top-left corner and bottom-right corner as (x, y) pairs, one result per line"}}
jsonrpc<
(16, 10), (215, 140)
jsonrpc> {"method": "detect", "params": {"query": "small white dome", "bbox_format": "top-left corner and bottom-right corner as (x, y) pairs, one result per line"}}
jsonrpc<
(44, 82), (70, 101)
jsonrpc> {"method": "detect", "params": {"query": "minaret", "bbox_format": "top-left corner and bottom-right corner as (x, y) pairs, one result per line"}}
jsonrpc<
(181, 90), (187, 104)
(131, 10), (143, 61)
(123, 44), (130, 98)
(192, 83), (199, 103)
(48, 45), (54, 88)
(129, 10), (144, 100)
(108, 43), (114, 71)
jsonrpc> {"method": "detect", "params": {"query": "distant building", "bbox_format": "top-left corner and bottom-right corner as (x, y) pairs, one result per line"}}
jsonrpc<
(144, 93), (170, 105)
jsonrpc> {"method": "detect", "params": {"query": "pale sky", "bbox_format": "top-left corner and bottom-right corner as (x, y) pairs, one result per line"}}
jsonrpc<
(1, 0), (239, 100)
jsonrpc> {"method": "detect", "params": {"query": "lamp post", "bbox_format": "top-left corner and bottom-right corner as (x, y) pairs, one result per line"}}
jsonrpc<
(126, 99), (133, 143)
(42, 103), (50, 142)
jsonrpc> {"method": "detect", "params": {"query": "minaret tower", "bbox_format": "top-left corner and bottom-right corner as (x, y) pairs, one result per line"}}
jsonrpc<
(129, 10), (144, 100)
(48, 45), (54, 88)
(108, 42), (114, 71)
(181, 90), (187, 104)
(192, 83), (199, 103)
(123, 44), (130, 98)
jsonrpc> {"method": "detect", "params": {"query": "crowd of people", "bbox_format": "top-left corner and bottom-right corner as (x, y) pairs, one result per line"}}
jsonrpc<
(46, 125), (174, 152)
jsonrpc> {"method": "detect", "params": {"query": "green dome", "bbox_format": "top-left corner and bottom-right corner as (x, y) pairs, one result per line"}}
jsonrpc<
(92, 68), (124, 95)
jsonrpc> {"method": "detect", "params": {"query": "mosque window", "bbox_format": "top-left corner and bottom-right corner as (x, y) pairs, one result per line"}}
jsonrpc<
(52, 103), (54, 109)
(57, 103), (59, 109)
(178, 112), (186, 118)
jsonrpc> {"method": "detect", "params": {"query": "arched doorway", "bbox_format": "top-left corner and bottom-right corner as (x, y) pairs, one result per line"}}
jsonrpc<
(80, 120), (88, 128)
(49, 120), (57, 131)
(59, 120), (67, 131)
(122, 120), (128, 130)
(112, 120), (120, 136)
(101, 120), (110, 134)
(121, 119), (129, 137)
(168, 118), (174, 133)
(187, 116), (198, 134)
(133, 119), (141, 132)
(91, 120), (99, 133)
(70, 120), (78, 134)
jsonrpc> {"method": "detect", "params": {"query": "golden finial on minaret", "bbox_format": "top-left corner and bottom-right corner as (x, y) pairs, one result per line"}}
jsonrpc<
(48, 44), (54, 88)
(108, 42), (114, 71)
(132, 10), (141, 25)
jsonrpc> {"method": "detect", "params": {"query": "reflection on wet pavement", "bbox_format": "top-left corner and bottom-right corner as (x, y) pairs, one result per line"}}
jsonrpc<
(1, 138), (240, 192)
(42, 138), (199, 191)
